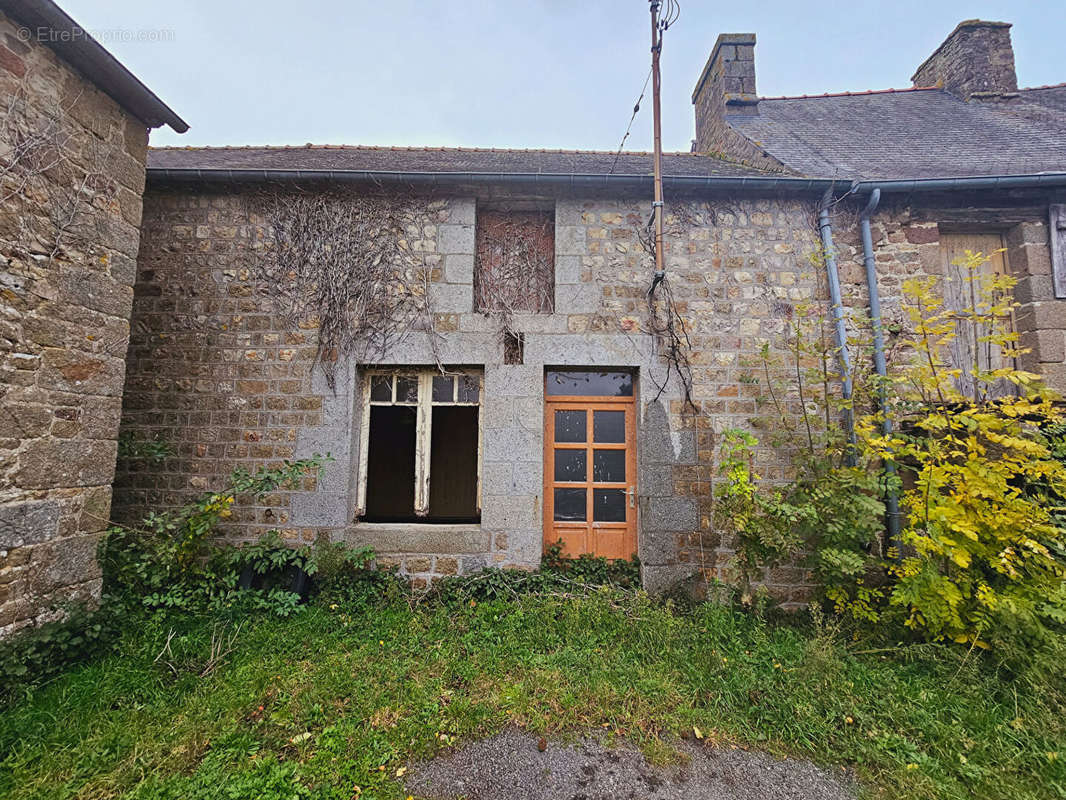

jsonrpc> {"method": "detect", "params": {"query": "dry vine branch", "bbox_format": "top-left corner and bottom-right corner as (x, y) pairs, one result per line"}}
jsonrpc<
(0, 87), (118, 263)
(252, 190), (441, 389)
(0, 89), (68, 205)
(637, 201), (700, 407)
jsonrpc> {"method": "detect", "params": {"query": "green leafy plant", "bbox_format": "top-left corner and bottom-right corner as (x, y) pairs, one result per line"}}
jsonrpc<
(714, 430), (889, 618)
(860, 251), (1066, 647)
(428, 544), (641, 605)
(116, 432), (173, 463)
(0, 604), (120, 702)
(310, 539), (394, 607)
(137, 532), (320, 617)
(100, 456), (330, 609)
(102, 456), (328, 591)
(541, 542), (642, 587)
(728, 249), (1066, 649)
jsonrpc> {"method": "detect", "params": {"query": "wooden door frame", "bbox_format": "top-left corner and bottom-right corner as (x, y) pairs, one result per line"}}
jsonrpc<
(542, 391), (638, 560)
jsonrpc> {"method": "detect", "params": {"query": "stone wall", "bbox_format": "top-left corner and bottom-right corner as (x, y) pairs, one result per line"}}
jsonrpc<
(117, 184), (828, 604)
(0, 11), (150, 635)
(117, 177), (1066, 607)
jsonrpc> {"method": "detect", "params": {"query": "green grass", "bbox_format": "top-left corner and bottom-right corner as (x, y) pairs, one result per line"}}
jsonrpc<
(1, 591), (1064, 799)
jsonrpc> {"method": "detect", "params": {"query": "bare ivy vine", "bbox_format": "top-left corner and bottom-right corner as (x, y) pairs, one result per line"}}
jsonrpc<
(252, 189), (441, 390)
(1, 88), (119, 262)
(639, 202), (702, 408)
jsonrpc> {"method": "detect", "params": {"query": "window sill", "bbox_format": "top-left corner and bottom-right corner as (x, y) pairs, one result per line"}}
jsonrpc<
(345, 522), (488, 554)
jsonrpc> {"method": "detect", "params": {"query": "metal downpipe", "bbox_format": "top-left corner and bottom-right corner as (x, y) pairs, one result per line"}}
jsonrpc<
(859, 189), (903, 558)
(817, 189), (856, 458)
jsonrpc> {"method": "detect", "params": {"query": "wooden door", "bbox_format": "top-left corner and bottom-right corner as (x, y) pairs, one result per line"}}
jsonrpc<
(939, 233), (1016, 398)
(543, 370), (637, 560)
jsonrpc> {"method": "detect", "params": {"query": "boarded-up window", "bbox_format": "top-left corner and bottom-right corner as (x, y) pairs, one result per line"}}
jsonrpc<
(939, 233), (1016, 398)
(474, 209), (555, 313)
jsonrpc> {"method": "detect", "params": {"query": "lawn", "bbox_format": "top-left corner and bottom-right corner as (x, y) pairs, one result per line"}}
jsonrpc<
(1, 589), (1064, 800)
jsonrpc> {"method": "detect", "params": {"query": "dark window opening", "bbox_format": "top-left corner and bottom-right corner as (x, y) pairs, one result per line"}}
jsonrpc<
(503, 330), (525, 365)
(359, 368), (483, 525)
(427, 406), (480, 523)
(546, 370), (634, 397)
(363, 405), (417, 521)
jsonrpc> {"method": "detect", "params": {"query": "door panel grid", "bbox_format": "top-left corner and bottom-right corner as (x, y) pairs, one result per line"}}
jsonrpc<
(544, 395), (637, 560)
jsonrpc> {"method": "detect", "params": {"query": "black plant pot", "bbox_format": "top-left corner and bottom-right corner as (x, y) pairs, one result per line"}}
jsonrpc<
(237, 564), (312, 598)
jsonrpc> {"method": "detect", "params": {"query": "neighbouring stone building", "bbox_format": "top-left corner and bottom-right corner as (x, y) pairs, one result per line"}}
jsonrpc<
(0, 0), (184, 635)
(113, 19), (1066, 603)
(4, 9), (1066, 628)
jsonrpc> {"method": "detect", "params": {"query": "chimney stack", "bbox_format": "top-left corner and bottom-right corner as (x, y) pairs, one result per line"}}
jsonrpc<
(692, 33), (758, 154)
(911, 20), (1019, 100)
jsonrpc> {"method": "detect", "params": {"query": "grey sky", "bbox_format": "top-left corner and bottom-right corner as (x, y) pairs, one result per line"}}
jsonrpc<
(61, 1), (1066, 152)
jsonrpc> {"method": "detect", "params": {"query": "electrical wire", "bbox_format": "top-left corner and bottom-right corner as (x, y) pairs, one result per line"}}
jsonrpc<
(608, 67), (652, 175)
(607, 1), (681, 175)
(659, 0), (681, 31)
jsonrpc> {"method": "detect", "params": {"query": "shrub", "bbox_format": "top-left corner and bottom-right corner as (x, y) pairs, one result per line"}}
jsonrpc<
(725, 249), (1066, 649)
(0, 604), (121, 702)
(427, 544), (641, 604)
(714, 430), (889, 619)
(100, 456), (329, 608)
(0, 453), (335, 701)
(861, 253), (1066, 647)
(311, 539), (398, 607)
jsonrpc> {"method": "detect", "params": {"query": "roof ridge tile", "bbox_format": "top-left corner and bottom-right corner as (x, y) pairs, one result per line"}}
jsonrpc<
(758, 86), (940, 101)
(1020, 82), (1066, 92)
(148, 143), (699, 155)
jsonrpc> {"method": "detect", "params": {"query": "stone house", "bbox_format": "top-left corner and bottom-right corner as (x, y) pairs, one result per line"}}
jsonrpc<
(5, 9), (1066, 628)
(0, 0), (185, 635)
(114, 18), (1066, 602)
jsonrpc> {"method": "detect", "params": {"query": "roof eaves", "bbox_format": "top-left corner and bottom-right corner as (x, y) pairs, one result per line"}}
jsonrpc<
(145, 167), (845, 194)
(2, 0), (188, 132)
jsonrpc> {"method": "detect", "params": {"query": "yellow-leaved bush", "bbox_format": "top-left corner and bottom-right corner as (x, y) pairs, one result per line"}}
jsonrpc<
(718, 249), (1066, 649)
(858, 250), (1066, 647)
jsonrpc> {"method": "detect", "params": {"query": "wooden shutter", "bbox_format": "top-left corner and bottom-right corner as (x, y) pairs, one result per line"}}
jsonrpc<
(1050, 204), (1066, 300)
(938, 233), (1015, 399)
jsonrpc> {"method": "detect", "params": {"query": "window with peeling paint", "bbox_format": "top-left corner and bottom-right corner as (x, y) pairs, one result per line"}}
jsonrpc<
(357, 369), (483, 524)
(474, 208), (555, 313)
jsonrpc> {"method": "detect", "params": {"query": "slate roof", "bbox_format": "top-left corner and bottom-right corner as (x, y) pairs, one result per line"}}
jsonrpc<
(1018, 83), (1066, 115)
(147, 86), (1066, 184)
(147, 145), (772, 179)
(726, 85), (1066, 180)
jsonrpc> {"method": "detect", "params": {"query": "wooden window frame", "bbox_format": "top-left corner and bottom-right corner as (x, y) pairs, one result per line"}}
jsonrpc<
(355, 368), (484, 520)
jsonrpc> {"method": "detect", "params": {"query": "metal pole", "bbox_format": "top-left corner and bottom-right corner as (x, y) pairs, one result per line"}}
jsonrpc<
(650, 1), (665, 280)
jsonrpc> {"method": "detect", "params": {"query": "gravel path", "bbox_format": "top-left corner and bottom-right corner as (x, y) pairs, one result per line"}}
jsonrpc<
(405, 728), (855, 800)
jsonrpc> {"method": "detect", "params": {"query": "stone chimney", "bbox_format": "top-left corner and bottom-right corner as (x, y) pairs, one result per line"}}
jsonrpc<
(911, 20), (1019, 100)
(692, 33), (758, 155)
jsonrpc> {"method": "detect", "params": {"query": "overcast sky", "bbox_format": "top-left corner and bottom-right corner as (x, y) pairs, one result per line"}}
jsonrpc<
(60, 1), (1066, 152)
